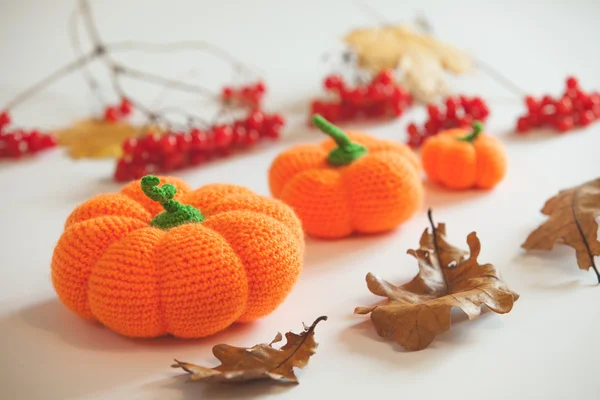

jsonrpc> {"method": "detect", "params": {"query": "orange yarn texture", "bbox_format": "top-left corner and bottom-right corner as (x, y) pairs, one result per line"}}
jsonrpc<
(52, 177), (304, 338)
(269, 132), (423, 239)
(421, 127), (507, 190)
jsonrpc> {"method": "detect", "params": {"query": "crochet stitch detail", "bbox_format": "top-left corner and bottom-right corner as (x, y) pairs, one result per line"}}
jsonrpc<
(51, 177), (304, 338)
(269, 131), (424, 238)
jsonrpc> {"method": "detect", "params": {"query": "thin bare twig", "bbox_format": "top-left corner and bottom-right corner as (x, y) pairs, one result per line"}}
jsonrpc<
(69, 4), (104, 106)
(116, 65), (218, 99)
(2, 0), (259, 133)
(3, 51), (98, 110)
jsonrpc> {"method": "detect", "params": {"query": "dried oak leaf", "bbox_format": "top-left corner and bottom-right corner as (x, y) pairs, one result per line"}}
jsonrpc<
(172, 316), (327, 384)
(522, 178), (600, 283)
(343, 24), (472, 102)
(56, 118), (147, 159)
(355, 211), (518, 351)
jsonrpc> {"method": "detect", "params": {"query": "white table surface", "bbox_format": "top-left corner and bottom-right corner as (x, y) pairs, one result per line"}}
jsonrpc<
(1, 0), (599, 399)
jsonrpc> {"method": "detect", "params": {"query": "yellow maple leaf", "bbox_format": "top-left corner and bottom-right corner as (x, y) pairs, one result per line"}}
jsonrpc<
(344, 24), (472, 102)
(56, 119), (148, 159)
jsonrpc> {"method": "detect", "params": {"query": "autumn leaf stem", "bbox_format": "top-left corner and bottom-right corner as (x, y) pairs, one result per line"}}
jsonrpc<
(270, 316), (328, 373)
(572, 190), (600, 283)
(427, 208), (451, 291)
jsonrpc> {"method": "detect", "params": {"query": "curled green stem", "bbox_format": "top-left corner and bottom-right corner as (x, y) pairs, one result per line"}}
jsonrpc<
(312, 114), (367, 166)
(458, 121), (484, 142)
(141, 175), (205, 229)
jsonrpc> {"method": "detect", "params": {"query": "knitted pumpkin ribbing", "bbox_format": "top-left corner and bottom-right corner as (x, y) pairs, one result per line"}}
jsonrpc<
(52, 176), (304, 338)
(269, 116), (424, 239)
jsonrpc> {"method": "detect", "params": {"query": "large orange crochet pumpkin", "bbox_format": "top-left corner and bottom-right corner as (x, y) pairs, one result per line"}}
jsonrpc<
(421, 121), (507, 190)
(51, 175), (303, 338)
(269, 115), (423, 239)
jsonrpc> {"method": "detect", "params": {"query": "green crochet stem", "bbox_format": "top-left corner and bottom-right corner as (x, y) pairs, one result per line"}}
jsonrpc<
(312, 114), (368, 166)
(141, 175), (205, 230)
(458, 121), (484, 143)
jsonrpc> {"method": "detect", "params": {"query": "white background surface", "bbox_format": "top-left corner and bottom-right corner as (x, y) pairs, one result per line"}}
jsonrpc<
(1, 0), (599, 399)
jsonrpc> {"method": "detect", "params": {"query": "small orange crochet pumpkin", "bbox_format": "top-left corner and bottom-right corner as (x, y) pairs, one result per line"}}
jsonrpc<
(421, 121), (507, 190)
(51, 175), (303, 338)
(269, 115), (423, 239)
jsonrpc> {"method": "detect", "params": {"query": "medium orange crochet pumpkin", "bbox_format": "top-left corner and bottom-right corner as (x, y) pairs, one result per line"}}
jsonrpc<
(269, 115), (423, 239)
(51, 175), (303, 338)
(421, 121), (507, 190)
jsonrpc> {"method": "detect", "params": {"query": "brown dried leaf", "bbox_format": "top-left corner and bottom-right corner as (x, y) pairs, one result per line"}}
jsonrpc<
(172, 316), (327, 384)
(56, 118), (151, 159)
(522, 178), (600, 282)
(355, 210), (518, 351)
(343, 24), (472, 102)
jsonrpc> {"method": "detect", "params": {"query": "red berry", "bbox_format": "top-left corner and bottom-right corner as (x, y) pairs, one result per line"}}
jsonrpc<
(39, 133), (57, 149)
(159, 134), (176, 153)
(114, 159), (132, 182)
(232, 124), (247, 144)
(175, 133), (191, 152)
(122, 138), (138, 154)
(366, 84), (384, 101)
(446, 106), (457, 119)
(246, 111), (264, 130)
(25, 131), (41, 152)
(264, 125), (281, 139)
(129, 163), (148, 179)
(346, 88), (366, 105)
(424, 120), (439, 135)
(222, 86), (234, 99)
(566, 76), (579, 89)
(375, 69), (394, 85)
(213, 125), (233, 148)
(0, 111), (10, 128)
(457, 115), (473, 127)
(579, 110), (595, 126)
(190, 129), (209, 150)
(541, 95), (555, 107)
(445, 97), (460, 111)
(554, 116), (574, 133)
(268, 113), (285, 127)
(407, 134), (423, 149)
(4, 134), (25, 158)
(162, 152), (186, 171)
(104, 106), (120, 122)
(254, 81), (266, 93)
(390, 102), (405, 117)
(324, 75), (344, 91)
(556, 97), (573, 115)
(119, 98), (133, 115)
(525, 96), (539, 113)
(140, 134), (161, 152)
(516, 116), (531, 133)
(427, 104), (441, 121)
(311, 100), (325, 114)
(407, 123), (419, 137)
(189, 150), (207, 165)
(244, 129), (260, 146)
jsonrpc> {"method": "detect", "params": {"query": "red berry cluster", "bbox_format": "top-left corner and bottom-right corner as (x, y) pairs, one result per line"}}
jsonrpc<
(406, 95), (490, 148)
(221, 81), (266, 108)
(516, 77), (600, 134)
(104, 98), (133, 122)
(0, 111), (57, 158)
(114, 110), (284, 182)
(310, 70), (412, 123)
